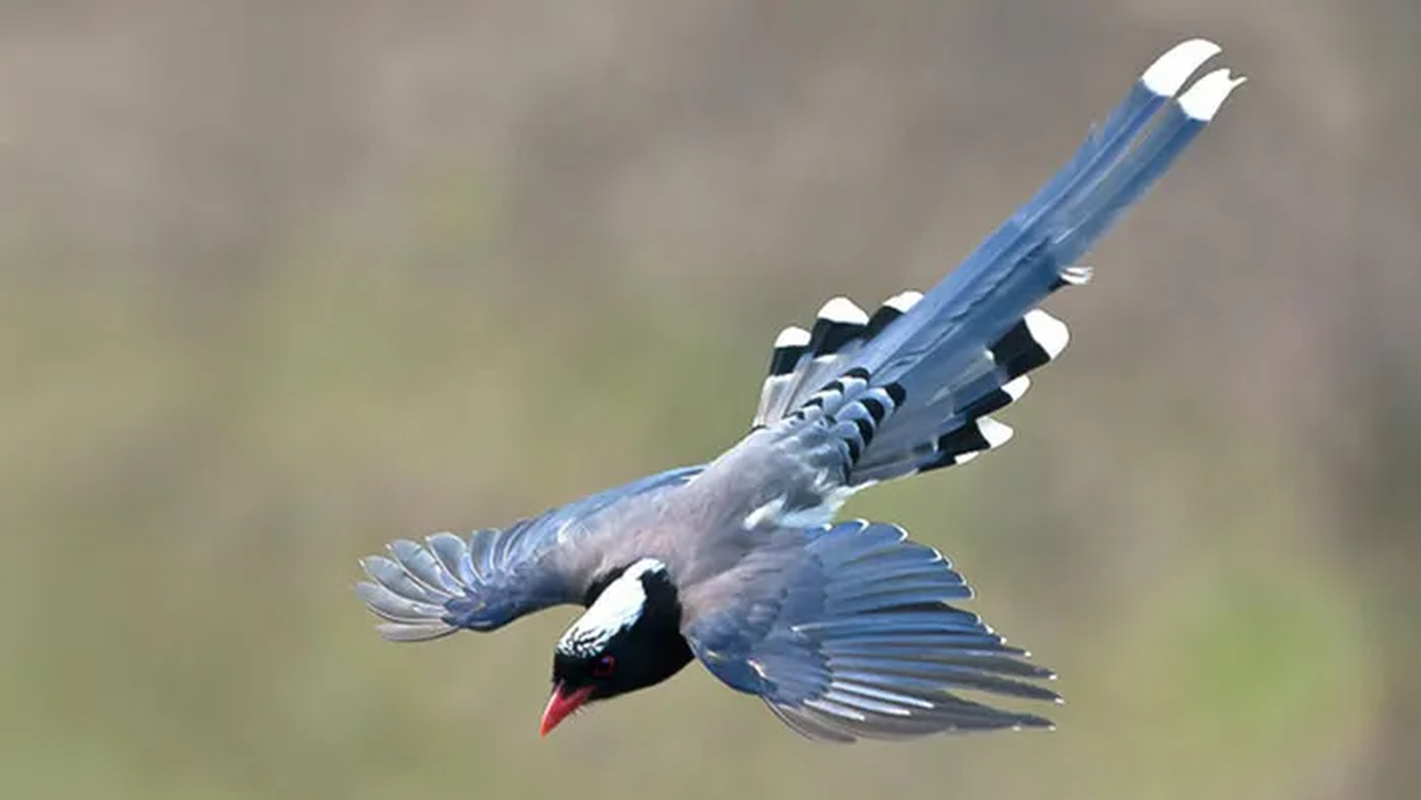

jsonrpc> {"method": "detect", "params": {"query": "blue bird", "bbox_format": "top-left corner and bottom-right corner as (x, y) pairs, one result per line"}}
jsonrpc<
(356, 39), (1244, 742)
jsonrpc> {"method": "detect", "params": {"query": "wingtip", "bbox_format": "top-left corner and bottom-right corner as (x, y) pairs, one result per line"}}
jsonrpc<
(1178, 68), (1247, 121)
(1140, 38), (1223, 97)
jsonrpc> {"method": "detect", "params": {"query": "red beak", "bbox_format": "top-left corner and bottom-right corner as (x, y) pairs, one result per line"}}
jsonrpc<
(540, 683), (593, 737)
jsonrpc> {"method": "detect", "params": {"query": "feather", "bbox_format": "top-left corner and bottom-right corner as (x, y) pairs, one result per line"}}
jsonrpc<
(740, 38), (1241, 491)
(354, 466), (703, 638)
(685, 521), (1058, 741)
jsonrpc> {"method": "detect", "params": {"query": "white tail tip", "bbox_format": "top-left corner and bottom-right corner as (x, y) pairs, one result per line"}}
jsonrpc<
(1023, 309), (1070, 360)
(1059, 265), (1094, 286)
(774, 326), (811, 348)
(1141, 38), (1222, 97)
(1178, 68), (1247, 121)
(884, 290), (924, 313)
(817, 296), (870, 325)
(977, 417), (1015, 449)
(1001, 375), (1031, 402)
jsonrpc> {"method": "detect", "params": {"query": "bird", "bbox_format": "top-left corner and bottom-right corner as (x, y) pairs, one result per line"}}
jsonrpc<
(355, 39), (1243, 742)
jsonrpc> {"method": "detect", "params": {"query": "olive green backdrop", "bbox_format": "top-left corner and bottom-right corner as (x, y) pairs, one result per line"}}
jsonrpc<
(2, 2), (1417, 799)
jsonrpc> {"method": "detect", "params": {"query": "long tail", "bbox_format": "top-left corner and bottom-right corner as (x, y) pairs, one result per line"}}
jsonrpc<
(750, 39), (1243, 486)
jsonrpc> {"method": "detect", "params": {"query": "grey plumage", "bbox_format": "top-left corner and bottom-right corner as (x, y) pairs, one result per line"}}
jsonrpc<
(356, 39), (1244, 741)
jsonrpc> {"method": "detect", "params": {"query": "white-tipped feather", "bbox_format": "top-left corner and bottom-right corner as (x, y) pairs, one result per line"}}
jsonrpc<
(1059, 265), (1094, 286)
(817, 296), (870, 325)
(1023, 309), (1070, 360)
(884, 290), (924, 313)
(976, 417), (1014, 449)
(1140, 38), (1222, 96)
(774, 326), (811, 348)
(1178, 68), (1246, 121)
(1001, 375), (1031, 402)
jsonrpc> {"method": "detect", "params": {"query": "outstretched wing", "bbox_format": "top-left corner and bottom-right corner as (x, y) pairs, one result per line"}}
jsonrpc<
(355, 465), (702, 641)
(681, 521), (1058, 741)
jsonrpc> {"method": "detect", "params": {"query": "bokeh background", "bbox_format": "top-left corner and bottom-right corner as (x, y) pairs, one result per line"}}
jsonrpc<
(3, 2), (1418, 799)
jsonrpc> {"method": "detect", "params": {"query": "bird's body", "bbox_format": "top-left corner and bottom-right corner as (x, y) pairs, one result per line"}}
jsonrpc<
(356, 39), (1244, 742)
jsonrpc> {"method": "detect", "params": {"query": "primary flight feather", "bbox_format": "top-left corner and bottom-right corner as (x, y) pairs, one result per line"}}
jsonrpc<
(355, 38), (1244, 742)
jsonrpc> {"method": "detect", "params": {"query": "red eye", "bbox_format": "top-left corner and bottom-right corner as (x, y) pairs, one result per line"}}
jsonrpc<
(592, 655), (615, 678)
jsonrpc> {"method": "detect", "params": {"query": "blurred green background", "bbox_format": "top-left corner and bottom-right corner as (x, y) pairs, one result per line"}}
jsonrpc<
(2, 2), (1418, 799)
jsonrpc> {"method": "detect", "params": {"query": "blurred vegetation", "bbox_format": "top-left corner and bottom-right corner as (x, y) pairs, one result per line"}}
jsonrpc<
(1, 2), (1417, 799)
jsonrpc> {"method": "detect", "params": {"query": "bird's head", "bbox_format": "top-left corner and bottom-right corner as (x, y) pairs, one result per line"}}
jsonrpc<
(541, 558), (693, 736)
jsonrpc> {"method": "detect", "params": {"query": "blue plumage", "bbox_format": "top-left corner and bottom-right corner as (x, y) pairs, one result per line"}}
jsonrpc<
(357, 465), (701, 638)
(683, 521), (1055, 739)
(732, 49), (1244, 507)
(355, 39), (1244, 742)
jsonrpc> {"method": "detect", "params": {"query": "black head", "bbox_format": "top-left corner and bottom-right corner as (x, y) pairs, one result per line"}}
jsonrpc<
(540, 558), (693, 735)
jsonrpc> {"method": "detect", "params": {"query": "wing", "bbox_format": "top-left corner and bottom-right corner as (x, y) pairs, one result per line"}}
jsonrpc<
(355, 465), (702, 641)
(681, 521), (1058, 741)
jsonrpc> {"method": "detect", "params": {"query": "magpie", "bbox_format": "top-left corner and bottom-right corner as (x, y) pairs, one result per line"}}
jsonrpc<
(356, 39), (1244, 742)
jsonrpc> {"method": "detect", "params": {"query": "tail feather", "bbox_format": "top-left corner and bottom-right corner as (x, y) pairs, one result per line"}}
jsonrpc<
(754, 326), (812, 428)
(777, 297), (872, 425)
(753, 293), (922, 429)
(747, 39), (1242, 487)
(856, 308), (1069, 467)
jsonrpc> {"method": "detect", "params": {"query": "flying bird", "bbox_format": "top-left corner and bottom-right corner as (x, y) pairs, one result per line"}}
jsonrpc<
(356, 39), (1243, 742)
